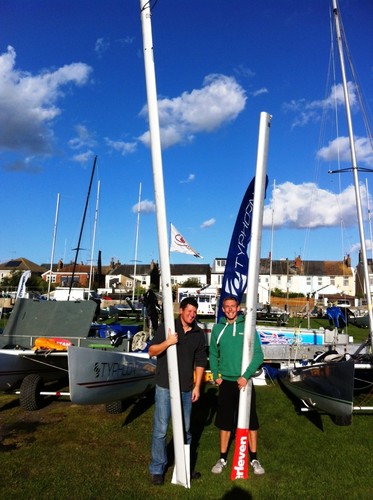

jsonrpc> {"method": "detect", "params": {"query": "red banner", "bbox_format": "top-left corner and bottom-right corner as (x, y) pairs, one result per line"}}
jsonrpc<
(230, 427), (249, 480)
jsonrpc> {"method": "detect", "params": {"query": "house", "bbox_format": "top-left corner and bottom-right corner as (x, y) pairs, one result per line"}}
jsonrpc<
(169, 263), (211, 287)
(41, 259), (112, 289)
(258, 255), (355, 305)
(210, 255), (355, 305)
(0, 257), (46, 283)
(105, 261), (211, 295)
(355, 251), (373, 301)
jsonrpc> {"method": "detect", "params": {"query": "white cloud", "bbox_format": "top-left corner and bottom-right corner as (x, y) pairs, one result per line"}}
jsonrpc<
(284, 82), (357, 128)
(201, 218), (216, 228)
(263, 181), (367, 229)
(317, 136), (373, 167)
(132, 199), (155, 213)
(0, 46), (92, 157)
(72, 150), (95, 164)
(69, 124), (96, 150)
(105, 138), (137, 155)
(118, 36), (135, 46)
(251, 87), (268, 97)
(180, 174), (195, 183)
(349, 239), (373, 254)
(95, 37), (110, 57)
(138, 74), (246, 148)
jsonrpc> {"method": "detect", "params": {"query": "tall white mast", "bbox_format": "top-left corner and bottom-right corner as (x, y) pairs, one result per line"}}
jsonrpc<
(132, 182), (142, 303)
(268, 179), (276, 304)
(365, 178), (373, 261)
(332, 0), (373, 349)
(231, 112), (271, 480)
(48, 193), (60, 299)
(139, 0), (190, 487)
(89, 180), (100, 292)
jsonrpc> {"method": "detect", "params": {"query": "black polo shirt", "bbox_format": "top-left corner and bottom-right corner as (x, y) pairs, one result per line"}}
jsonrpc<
(150, 317), (207, 392)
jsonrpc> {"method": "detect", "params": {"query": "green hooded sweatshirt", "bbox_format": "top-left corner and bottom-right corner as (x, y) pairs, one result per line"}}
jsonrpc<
(209, 313), (264, 382)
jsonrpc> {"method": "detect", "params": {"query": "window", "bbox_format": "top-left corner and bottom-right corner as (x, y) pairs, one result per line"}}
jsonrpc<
(60, 276), (79, 287)
(330, 276), (335, 285)
(216, 259), (226, 268)
(306, 277), (311, 286)
(343, 277), (349, 287)
(318, 277), (322, 286)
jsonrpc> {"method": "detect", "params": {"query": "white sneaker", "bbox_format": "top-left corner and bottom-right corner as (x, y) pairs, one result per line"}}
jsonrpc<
(251, 459), (265, 475)
(211, 458), (227, 474)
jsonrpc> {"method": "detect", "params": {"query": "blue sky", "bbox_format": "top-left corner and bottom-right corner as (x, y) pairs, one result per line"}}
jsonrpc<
(0, 0), (372, 270)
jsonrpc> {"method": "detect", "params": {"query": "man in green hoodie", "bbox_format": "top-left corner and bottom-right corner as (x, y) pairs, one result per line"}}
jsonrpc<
(209, 296), (265, 475)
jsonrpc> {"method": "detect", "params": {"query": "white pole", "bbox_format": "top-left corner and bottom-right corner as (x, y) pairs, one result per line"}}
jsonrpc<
(268, 179), (276, 305)
(333, 0), (373, 350)
(89, 180), (100, 292)
(132, 182), (142, 303)
(231, 112), (271, 480)
(139, 0), (189, 487)
(48, 193), (60, 299)
(365, 178), (373, 261)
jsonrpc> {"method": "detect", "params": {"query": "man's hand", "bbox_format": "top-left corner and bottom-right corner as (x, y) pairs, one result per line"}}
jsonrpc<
(167, 328), (178, 346)
(237, 376), (247, 390)
(192, 386), (200, 402)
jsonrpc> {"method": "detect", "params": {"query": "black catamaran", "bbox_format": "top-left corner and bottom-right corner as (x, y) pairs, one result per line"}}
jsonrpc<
(280, 0), (373, 423)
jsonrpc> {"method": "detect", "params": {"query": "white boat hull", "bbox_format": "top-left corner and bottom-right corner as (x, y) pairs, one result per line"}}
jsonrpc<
(68, 346), (156, 405)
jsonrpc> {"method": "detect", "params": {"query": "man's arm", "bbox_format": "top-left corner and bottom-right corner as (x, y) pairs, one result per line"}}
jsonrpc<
(192, 366), (204, 402)
(148, 329), (178, 357)
(242, 332), (264, 380)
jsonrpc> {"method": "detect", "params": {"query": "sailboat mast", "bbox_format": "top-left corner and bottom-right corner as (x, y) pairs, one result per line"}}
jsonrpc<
(365, 178), (373, 261)
(268, 179), (276, 305)
(333, 0), (373, 348)
(68, 155), (97, 300)
(139, 0), (189, 487)
(132, 182), (142, 303)
(48, 193), (60, 299)
(88, 180), (100, 292)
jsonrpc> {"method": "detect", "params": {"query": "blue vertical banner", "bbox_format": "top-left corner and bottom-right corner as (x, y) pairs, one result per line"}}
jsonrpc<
(218, 175), (269, 320)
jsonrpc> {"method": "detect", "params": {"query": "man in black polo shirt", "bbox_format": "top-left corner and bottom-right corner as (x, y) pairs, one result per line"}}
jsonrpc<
(148, 296), (207, 486)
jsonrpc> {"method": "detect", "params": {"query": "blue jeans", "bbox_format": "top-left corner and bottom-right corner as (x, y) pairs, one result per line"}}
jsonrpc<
(149, 385), (192, 475)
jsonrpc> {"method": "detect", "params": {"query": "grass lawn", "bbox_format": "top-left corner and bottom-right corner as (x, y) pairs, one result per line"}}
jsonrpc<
(1, 379), (372, 500)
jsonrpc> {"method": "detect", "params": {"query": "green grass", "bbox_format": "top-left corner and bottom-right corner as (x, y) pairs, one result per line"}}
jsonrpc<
(1, 381), (372, 500)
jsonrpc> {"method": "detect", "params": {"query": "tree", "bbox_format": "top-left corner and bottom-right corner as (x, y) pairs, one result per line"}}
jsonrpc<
(181, 278), (202, 288)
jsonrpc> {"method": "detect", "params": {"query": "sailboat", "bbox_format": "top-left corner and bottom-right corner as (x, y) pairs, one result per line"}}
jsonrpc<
(280, 0), (373, 423)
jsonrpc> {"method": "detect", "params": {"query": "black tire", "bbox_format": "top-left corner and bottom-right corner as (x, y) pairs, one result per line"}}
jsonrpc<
(20, 374), (44, 411)
(105, 400), (124, 414)
(333, 414), (353, 426)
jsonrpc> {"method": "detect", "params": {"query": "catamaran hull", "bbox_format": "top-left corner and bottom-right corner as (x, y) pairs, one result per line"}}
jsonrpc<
(68, 346), (156, 405)
(280, 359), (355, 417)
(0, 350), (68, 391)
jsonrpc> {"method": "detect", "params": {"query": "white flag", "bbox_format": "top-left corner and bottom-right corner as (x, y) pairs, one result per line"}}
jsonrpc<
(16, 270), (31, 299)
(170, 224), (203, 258)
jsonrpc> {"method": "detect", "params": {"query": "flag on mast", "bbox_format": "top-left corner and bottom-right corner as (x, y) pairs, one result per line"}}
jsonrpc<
(170, 224), (203, 258)
(217, 175), (269, 321)
(16, 270), (31, 299)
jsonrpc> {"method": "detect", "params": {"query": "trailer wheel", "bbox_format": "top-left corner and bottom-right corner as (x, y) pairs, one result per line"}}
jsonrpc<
(20, 374), (44, 411)
(105, 400), (124, 414)
(333, 414), (353, 426)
